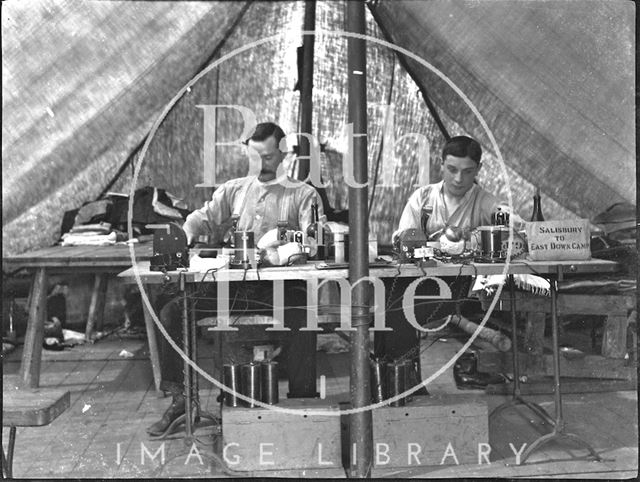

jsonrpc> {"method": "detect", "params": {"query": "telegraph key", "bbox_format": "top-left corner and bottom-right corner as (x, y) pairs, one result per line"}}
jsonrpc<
(147, 222), (189, 271)
(395, 228), (432, 261)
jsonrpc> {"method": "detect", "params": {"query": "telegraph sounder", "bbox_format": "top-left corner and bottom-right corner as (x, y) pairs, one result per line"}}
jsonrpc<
(147, 222), (189, 271)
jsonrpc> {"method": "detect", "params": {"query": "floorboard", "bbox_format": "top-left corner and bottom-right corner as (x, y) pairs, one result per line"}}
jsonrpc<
(2, 335), (637, 479)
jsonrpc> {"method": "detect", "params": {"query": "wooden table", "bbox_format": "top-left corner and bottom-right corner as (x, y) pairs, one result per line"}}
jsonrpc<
(119, 258), (620, 283)
(118, 258), (619, 385)
(2, 243), (153, 388)
(120, 257), (620, 463)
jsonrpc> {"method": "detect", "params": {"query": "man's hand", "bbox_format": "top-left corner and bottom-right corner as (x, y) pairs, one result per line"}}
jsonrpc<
(185, 231), (197, 248)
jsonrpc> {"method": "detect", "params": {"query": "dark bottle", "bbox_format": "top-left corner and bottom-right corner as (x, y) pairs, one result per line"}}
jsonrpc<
(307, 202), (318, 241)
(228, 215), (240, 247)
(307, 202), (323, 260)
(530, 187), (544, 221)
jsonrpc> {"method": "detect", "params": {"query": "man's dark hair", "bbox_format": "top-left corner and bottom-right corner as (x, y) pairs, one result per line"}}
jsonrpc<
(246, 122), (286, 145)
(442, 135), (482, 165)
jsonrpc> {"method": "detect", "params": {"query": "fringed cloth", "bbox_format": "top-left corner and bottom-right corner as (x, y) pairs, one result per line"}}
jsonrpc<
(472, 274), (551, 297)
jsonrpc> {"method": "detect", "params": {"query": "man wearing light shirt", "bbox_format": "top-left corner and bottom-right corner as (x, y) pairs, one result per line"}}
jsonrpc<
(378, 135), (520, 392)
(183, 123), (320, 246)
(148, 122), (321, 437)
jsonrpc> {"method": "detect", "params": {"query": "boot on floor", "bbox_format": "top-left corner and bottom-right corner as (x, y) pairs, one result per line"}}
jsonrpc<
(146, 393), (185, 437)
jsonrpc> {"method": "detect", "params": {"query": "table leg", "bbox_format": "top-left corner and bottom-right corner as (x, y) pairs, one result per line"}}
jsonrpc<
(85, 274), (107, 341)
(180, 274), (193, 440)
(189, 293), (219, 431)
(490, 276), (556, 431)
(141, 287), (162, 393)
(519, 278), (601, 464)
(19, 268), (47, 388)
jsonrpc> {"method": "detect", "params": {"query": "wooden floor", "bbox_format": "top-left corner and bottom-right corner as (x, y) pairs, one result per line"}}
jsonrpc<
(2, 333), (638, 479)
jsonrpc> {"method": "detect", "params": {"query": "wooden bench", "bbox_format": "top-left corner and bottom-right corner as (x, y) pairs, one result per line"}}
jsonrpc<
(478, 289), (636, 381)
(497, 291), (636, 358)
(2, 385), (70, 478)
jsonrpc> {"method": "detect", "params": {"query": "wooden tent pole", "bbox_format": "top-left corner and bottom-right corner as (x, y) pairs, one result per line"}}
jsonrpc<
(346, 0), (373, 477)
(297, 0), (316, 180)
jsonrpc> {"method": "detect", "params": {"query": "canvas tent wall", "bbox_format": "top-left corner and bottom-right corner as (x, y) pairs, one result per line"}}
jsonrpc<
(2, 0), (635, 256)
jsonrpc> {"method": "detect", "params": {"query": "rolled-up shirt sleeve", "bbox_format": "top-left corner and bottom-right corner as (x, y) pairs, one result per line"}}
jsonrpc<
(396, 188), (425, 232)
(183, 184), (233, 242)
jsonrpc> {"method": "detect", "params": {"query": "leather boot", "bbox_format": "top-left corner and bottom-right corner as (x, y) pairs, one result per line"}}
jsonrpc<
(453, 352), (505, 390)
(147, 393), (185, 436)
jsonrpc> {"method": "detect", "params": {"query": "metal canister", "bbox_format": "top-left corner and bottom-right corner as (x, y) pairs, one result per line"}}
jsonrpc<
(240, 362), (261, 408)
(222, 364), (241, 407)
(386, 360), (409, 407)
(370, 358), (387, 403)
(260, 361), (279, 405)
(231, 231), (255, 269)
(477, 226), (509, 261)
(330, 232), (349, 263)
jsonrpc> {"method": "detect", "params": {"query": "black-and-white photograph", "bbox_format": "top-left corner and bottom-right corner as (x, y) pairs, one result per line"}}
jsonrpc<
(2, 0), (636, 478)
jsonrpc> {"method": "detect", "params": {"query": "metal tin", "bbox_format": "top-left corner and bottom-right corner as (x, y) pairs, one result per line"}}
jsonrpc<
(231, 231), (255, 269)
(387, 360), (409, 407)
(477, 226), (510, 261)
(329, 232), (349, 263)
(222, 364), (241, 407)
(370, 358), (387, 403)
(240, 362), (261, 408)
(260, 361), (279, 405)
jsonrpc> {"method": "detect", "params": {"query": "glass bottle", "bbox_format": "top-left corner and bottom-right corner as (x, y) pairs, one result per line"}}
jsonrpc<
(306, 202), (319, 259)
(530, 187), (544, 221)
(228, 215), (240, 247)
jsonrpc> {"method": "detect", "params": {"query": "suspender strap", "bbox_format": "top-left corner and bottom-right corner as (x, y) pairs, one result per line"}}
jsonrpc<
(279, 187), (293, 225)
(420, 185), (437, 213)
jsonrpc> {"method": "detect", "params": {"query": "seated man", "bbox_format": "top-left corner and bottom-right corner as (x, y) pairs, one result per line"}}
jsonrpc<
(148, 122), (322, 436)
(376, 135), (519, 390)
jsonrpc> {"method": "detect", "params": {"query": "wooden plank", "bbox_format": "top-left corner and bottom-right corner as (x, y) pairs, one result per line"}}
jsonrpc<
(497, 292), (632, 316)
(478, 351), (636, 380)
(2, 387), (70, 426)
(486, 378), (636, 395)
(371, 394), (489, 467)
(19, 268), (47, 388)
(119, 259), (621, 284)
(85, 274), (108, 341)
(3, 244), (153, 269)
(602, 315), (629, 359)
(222, 399), (342, 471)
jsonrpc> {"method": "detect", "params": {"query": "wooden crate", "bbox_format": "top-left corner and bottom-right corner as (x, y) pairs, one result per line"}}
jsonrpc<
(371, 394), (488, 468)
(222, 398), (341, 471)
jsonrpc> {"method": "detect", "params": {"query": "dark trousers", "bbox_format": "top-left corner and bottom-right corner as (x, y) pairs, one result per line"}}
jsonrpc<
(374, 276), (472, 384)
(156, 280), (317, 398)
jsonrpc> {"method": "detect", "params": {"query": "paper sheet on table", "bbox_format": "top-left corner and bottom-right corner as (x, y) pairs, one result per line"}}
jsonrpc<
(188, 255), (228, 272)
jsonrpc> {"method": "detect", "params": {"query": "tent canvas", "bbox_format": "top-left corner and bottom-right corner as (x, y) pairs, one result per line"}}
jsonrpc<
(2, 0), (635, 255)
